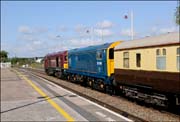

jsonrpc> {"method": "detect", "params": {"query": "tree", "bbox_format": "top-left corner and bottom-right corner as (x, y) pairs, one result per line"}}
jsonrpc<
(11, 57), (18, 65)
(0, 50), (8, 62)
(175, 6), (180, 25)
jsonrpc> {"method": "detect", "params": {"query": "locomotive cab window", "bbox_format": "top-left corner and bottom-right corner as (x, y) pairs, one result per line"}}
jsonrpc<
(64, 56), (67, 61)
(109, 48), (114, 59)
(177, 47), (180, 70)
(96, 51), (102, 60)
(136, 53), (141, 67)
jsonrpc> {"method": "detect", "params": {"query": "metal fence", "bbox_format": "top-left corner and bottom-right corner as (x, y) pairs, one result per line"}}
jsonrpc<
(0, 62), (11, 68)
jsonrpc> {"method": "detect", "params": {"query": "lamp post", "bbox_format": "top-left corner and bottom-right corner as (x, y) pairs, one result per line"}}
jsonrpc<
(124, 10), (134, 40)
(56, 35), (63, 51)
(86, 26), (95, 45)
(101, 28), (104, 42)
(130, 10), (134, 40)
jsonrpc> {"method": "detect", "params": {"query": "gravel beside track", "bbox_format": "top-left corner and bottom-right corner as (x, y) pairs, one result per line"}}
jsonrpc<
(22, 68), (180, 122)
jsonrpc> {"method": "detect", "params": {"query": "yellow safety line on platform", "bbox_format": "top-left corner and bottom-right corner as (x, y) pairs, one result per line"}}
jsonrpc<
(13, 69), (74, 122)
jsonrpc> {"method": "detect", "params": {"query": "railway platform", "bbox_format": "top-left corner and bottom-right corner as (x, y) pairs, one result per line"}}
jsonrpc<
(1, 68), (132, 121)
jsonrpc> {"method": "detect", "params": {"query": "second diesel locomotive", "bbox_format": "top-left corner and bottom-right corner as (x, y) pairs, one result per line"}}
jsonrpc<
(44, 51), (68, 77)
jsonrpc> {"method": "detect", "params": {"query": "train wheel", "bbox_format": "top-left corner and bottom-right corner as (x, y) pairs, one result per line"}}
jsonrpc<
(67, 75), (70, 81)
(114, 86), (121, 96)
(59, 71), (62, 78)
(89, 80), (94, 89)
(88, 78), (94, 89)
(100, 83), (104, 90)
(73, 75), (76, 82)
(105, 85), (113, 96)
(99, 82), (106, 92)
(80, 76), (86, 87)
(167, 95), (178, 112)
(46, 69), (51, 76)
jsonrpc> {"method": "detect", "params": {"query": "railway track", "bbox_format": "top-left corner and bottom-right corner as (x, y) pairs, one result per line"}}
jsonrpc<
(20, 68), (180, 122)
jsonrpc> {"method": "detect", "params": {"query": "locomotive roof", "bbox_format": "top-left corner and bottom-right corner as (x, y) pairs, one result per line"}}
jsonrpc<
(68, 42), (113, 53)
(45, 50), (67, 57)
(115, 32), (179, 50)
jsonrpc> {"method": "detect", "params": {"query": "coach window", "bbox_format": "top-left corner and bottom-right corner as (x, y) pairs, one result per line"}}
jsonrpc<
(156, 49), (160, 55)
(162, 48), (166, 55)
(136, 53), (141, 67)
(156, 49), (166, 70)
(177, 47), (180, 70)
(123, 52), (129, 68)
(109, 48), (114, 59)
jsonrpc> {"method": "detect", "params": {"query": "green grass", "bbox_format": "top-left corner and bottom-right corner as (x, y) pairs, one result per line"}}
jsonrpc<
(30, 62), (44, 69)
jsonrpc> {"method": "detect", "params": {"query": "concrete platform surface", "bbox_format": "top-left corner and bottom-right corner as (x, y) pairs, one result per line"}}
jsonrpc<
(1, 68), (132, 122)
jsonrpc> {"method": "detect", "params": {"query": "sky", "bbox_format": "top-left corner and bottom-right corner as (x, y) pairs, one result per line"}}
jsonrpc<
(1, 1), (179, 58)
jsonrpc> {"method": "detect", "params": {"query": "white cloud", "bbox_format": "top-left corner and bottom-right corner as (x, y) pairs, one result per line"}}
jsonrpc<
(47, 33), (63, 41)
(34, 27), (48, 33)
(18, 35), (35, 41)
(120, 28), (137, 37)
(17, 29), (46, 56)
(33, 40), (42, 45)
(67, 38), (105, 49)
(96, 20), (113, 29)
(75, 24), (89, 33)
(18, 25), (48, 34)
(159, 26), (178, 34)
(151, 26), (158, 32)
(94, 29), (113, 37)
(15, 23), (116, 57)
(18, 26), (32, 34)
(56, 26), (68, 32)
(149, 26), (178, 36)
(45, 38), (101, 52)
(74, 22), (114, 38)
(120, 29), (131, 36)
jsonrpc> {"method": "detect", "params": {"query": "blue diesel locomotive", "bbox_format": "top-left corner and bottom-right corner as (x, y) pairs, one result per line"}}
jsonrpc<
(66, 41), (121, 92)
